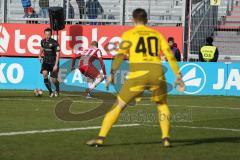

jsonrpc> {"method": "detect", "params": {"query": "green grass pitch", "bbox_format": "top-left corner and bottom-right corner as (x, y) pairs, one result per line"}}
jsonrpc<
(0, 90), (240, 160)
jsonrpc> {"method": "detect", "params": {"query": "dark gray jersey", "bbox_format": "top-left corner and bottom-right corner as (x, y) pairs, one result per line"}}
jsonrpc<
(41, 38), (60, 65)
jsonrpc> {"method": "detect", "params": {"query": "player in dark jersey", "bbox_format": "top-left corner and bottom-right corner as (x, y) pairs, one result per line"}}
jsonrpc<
(38, 28), (60, 97)
(71, 41), (106, 98)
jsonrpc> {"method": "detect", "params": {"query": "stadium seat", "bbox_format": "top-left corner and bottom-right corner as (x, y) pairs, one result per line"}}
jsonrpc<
(7, 0), (184, 24)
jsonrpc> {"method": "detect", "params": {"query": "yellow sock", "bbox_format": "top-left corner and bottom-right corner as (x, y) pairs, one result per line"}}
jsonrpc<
(98, 105), (122, 137)
(157, 104), (171, 139)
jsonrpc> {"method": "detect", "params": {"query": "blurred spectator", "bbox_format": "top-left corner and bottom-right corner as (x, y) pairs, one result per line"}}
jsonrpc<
(21, 0), (31, 17)
(39, 0), (49, 23)
(86, 0), (104, 25)
(26, 7), (38, 24)
(76, 0), (85, 24)
(168, 37), (181, 61)
(199, 37), (219, 62)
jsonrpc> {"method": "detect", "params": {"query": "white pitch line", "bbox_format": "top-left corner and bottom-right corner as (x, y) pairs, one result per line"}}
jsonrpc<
(142, 124), (240, 132)
(0, 98), (53, 102)
(172, 125), (240, 132)
(0, 124), (140, 137)
(0, 98), (102, 103)
(1, 123), (240, 137)
(1, 97), (240, 110)
(171, 104), (240, 110)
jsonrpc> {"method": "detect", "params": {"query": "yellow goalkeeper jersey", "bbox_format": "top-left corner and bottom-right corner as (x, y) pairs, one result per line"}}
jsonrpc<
(117, 25), (180, 76)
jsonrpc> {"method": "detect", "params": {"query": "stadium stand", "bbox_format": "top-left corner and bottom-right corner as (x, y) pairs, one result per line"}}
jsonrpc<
(0, 0), (3, 22)
(213, 0), (240, 58)
(124, 0), (183, 24)
(7, 0), (184, 25)
(6, 0), (232, 25)
(8, 0), (62, 21)
(188, 0), (239, 60)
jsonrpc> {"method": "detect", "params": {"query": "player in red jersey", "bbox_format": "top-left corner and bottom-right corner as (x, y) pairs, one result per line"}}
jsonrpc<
(71, 41), (106, 98)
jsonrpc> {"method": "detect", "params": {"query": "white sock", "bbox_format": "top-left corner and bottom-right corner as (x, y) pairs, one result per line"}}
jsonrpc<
(88, 82), (93, 90)
(89, 77), (103, 91)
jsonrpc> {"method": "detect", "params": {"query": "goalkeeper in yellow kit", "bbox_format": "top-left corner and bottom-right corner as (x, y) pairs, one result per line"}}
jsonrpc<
(87, 8), (185, 147)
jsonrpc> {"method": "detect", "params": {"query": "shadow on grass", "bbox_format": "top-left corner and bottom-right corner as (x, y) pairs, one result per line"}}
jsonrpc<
(173, 136), (240, 147)
(103, 136), (240, 148)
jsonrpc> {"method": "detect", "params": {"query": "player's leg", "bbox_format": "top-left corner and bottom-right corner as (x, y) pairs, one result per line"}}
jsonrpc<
(83, 65), (104, 96)
(86, 97), (127, 146)
(50, 70), (60, 97)
(87, 65), (104, 91)
(42, 70), (53, 94)
(157, 100), (171, 147)
(88, 74), (104, 92)
(98, 96), (126, 137)
(41, 63), (53, 96)
(51, 77), (60, 96)
(152, 79), (171, 147)
(87, 79), (143, 146)
(84, 78), (94, 98)
(79, 66), (94, 97)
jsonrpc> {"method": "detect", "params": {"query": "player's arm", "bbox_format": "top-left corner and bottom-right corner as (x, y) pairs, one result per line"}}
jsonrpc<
(38, 40), (44, 61)
(106, 32), (129, 88)
(111, 54), (125, 73)
(111, 32), (130, 73)
(71, 57), (77, 71)
(55, 52), (60, 66)
(109, 33), (129, 83)
(39, 47), (44, 59)
(164, 47), (181, 77)
(97, 50), (107, 77)
(71, 51), (82, 71)
(159, 35), (185, 92)
(160, 35), (180, 76)
(53, 42), (60, 72)
(105, 54), (125, 89)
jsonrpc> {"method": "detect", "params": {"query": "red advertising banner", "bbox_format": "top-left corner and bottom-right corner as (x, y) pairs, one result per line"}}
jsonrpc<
(0, 23), (183, 58)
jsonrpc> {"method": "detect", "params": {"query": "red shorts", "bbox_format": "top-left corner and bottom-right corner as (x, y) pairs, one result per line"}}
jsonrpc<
(79, 65), (100, 79)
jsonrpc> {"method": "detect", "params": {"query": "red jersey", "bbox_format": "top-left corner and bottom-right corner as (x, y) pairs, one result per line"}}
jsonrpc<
(76, 47), (106, 76)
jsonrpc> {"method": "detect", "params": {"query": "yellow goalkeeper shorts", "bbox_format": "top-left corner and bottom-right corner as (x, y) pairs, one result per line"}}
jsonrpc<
(117, 63), (167, 104)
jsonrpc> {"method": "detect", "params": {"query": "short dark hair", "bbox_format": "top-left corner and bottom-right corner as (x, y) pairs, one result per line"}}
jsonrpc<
(168, 37), (174, 42)
(132, 8), (148, 24)
(206, 37), (213, 44)
(44, 28), (52, 34)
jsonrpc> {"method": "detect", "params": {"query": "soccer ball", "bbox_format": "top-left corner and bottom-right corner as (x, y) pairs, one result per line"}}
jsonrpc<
(34, 89), (43, 97)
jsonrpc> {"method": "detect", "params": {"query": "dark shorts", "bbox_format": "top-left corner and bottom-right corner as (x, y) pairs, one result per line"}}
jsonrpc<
(79, 65), (100, 79)
(40, 63), (59, 78)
